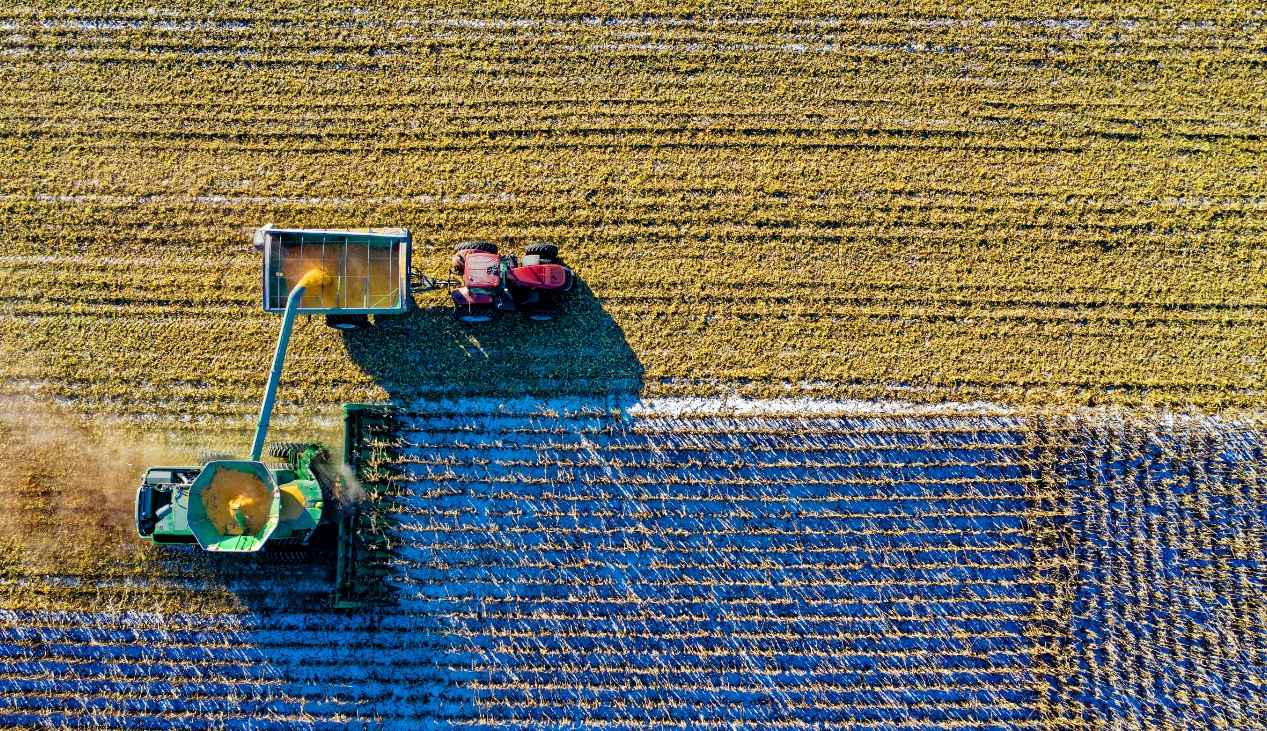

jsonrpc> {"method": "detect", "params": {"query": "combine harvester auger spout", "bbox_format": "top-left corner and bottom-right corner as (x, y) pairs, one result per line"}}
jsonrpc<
(251, 268), (327, 461)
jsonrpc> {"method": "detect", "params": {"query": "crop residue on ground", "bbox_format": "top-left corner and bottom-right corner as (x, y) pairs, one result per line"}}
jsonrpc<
(2, 4), (1266, 418)
(1, 400), (1262, 729)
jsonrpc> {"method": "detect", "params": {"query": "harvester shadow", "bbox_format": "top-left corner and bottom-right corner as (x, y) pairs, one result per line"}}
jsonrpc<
(341, 277), (645, 401)
(174, 461), (353, 614)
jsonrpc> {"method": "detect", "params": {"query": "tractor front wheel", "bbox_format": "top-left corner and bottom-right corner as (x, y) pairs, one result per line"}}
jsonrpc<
(456, 306), (497, 324)
(326, 314), (370, 331)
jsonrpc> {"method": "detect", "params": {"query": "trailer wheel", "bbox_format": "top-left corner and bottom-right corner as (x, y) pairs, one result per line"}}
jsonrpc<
(455, 241), (498, 255)
(326, 314), (370, 331)
(525, 243), (558, 260)
(526, 310), (555, 322)
(456, 306), (497, 324)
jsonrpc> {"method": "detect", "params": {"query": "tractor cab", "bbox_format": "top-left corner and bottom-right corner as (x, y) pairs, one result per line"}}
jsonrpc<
(450, 241), (575, 322)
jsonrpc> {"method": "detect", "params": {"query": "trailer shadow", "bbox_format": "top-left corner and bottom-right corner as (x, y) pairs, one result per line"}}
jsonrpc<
(339, 277), (644, 402)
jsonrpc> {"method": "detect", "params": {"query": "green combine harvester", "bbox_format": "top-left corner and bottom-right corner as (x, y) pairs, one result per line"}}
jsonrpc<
(134, 228), (409, 608)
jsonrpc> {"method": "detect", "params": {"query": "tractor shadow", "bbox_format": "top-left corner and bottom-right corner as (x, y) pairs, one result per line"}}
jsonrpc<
(340, 276), (644, 401)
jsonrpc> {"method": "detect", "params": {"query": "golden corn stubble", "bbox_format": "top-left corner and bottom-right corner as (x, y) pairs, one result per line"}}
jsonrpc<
(202, 467), (272, 536)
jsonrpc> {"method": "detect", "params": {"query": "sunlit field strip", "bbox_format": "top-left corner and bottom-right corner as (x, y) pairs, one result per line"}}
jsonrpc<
(2, 3), (1266, 412)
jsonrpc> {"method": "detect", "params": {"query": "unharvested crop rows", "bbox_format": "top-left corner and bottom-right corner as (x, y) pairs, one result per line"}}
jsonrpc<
(3, 406), (1258, 728)
(1048, 420), (1267, 729)
(3, 4), (1267, 418)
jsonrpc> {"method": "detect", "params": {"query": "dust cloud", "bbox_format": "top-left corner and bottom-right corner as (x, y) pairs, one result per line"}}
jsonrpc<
(335, 462), (367, 506)
(0, 401), (194, 570)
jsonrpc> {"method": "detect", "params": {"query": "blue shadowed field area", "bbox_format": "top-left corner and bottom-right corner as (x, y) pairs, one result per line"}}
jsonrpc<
(0, 404), (1262, 730)
(1053, 420), (1267, 729)
(390, 409), (1047, 729)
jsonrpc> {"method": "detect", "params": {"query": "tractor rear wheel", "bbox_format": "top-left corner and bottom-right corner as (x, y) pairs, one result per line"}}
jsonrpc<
(456, 306), (497, 324)
(525, 243), (558, 260)
(455, 241), (498, 255)
(326, 314), (370, 331)
(198, 452), (234, 466)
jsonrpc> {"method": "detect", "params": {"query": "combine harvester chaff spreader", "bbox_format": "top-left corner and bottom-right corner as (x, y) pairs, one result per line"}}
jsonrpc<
(135, 228), (418, 608)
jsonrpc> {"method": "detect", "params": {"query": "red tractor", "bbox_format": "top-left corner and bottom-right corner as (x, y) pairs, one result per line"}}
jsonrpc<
(450, 242), (576, 323)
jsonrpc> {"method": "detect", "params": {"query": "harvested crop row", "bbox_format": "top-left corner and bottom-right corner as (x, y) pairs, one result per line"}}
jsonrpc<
(3, 5), (1267, 415)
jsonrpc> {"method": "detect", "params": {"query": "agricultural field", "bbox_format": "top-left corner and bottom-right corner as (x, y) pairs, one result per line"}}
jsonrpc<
(2, 401), (1264, 729)
(2, 2), (1267, 420)
(1, 2), (1266, 730)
